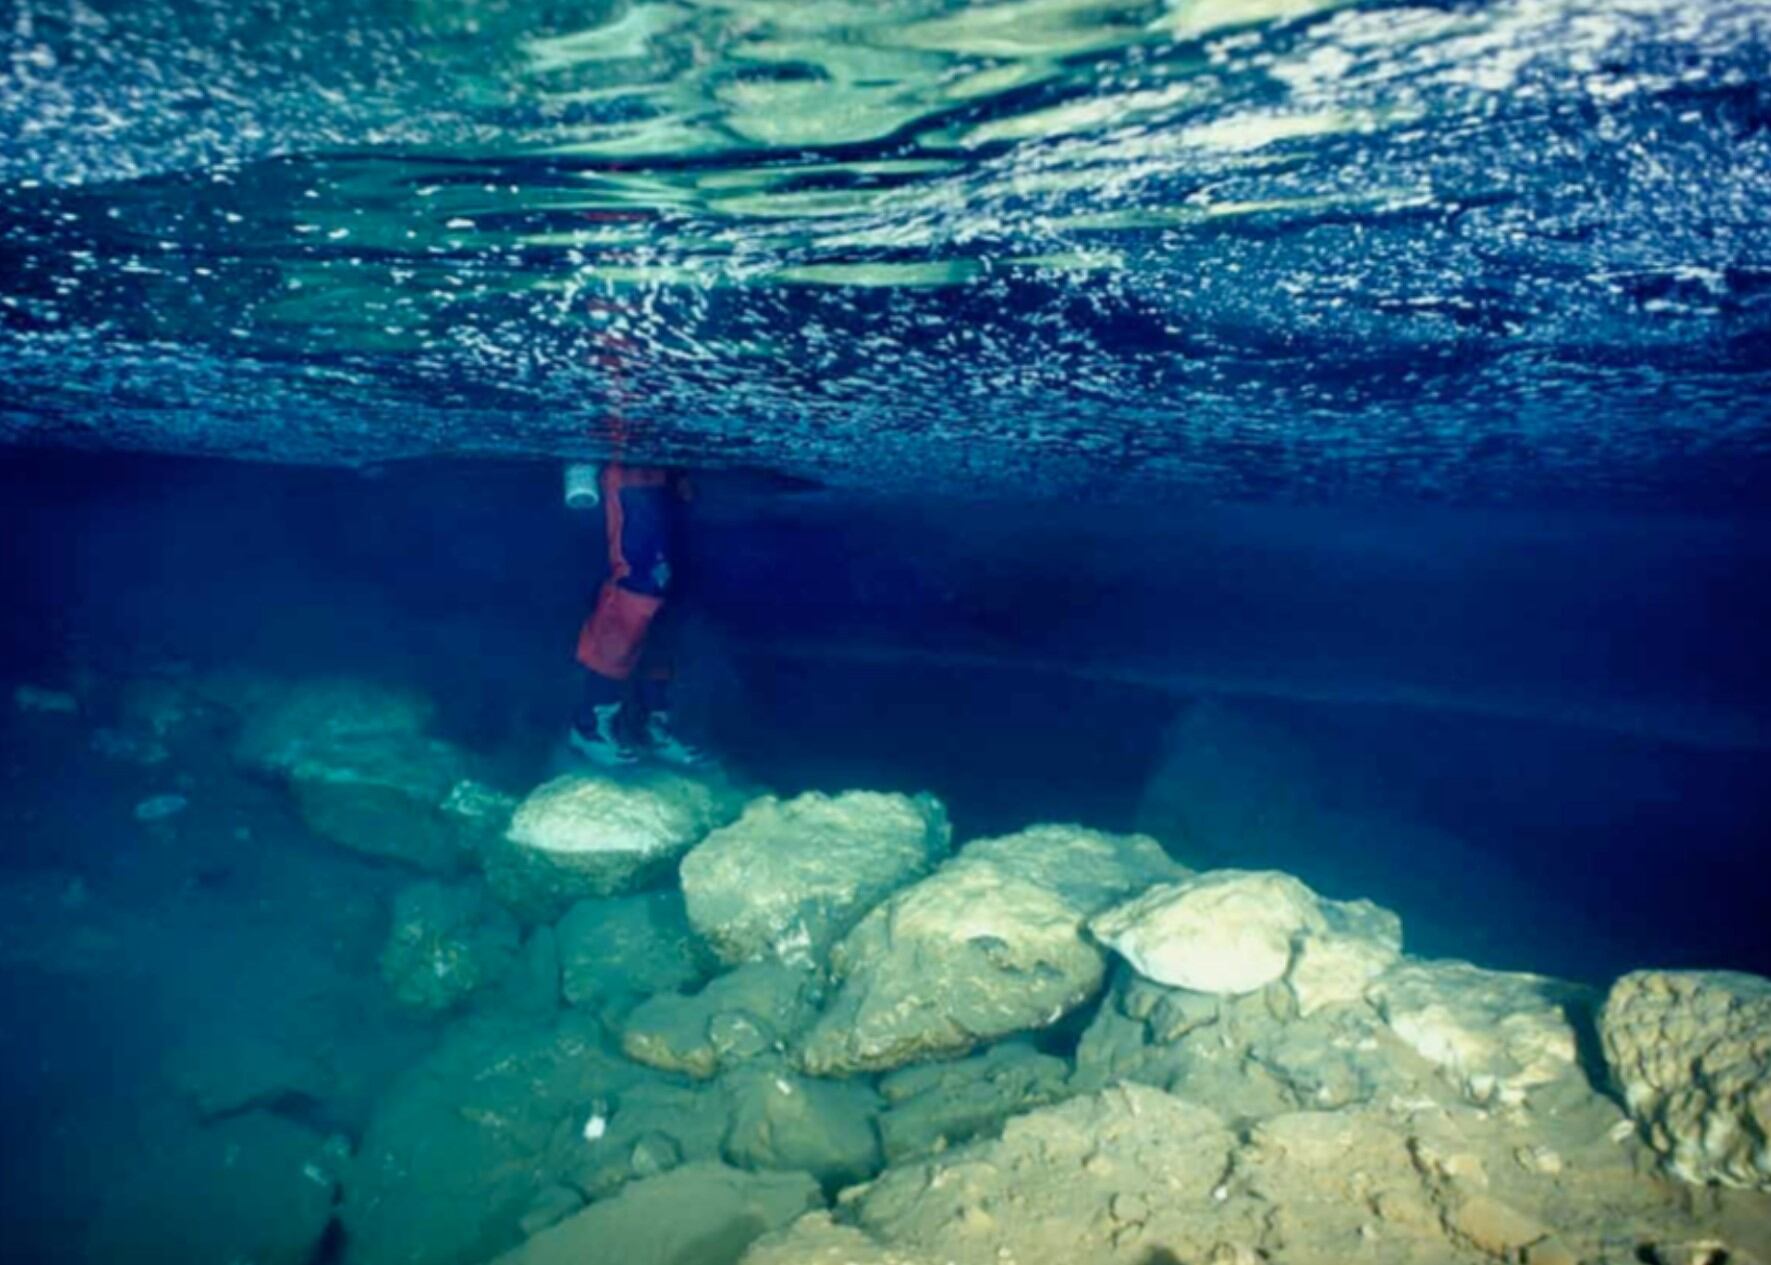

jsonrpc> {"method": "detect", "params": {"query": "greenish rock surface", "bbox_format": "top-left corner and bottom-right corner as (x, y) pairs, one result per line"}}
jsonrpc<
(490, 1163), (821, 1265)
(379, 879), (520, 1012)
(556, 1078), (730, 1199)
(85, 1108), (341, 1265)
(339, 1013), (649, 1265)
(622, 962), (818, 1079)
(555, 889), (712, 1013)
(799, 825), (1184, 1075)
(1601, 968), (1771, 1190)
(231, 676), (506, 872)
(876, 1041), (1070, 1163)
(232, 677), (435, 775)
(680, 790), (951, 966)
(721, 1060), (884, 1187)
(486, 770), (745, 921)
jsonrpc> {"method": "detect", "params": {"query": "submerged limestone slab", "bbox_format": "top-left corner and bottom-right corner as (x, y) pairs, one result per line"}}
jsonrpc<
(1370, 959), (1586, 1108)
(799, 825), (1183, 1076)
(1601, 968), (1771, 1190)
(681, 790), (951, 966)
(486, 770), (744, 921)
(1088, 868), (1401, 1005)
(491, 1162), (821, 1265)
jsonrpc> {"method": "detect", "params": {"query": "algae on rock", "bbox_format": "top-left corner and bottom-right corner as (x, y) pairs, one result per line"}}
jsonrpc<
(681, 790), (951, 966)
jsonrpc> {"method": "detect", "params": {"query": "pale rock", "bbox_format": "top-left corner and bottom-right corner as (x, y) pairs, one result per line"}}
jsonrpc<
(486, 771), (744, 921)
(681, 790), (950, 966)
(1371, 959), (1585, 1107)
(1289, 894), (1403, 1014)
(1088, 868), (1401, 1008)
(1090, 869), (1321, 994)
(798, 826), (1179, 1076)
(1600, 969), (1771, 1190)
(489, 1163), (820, 1265)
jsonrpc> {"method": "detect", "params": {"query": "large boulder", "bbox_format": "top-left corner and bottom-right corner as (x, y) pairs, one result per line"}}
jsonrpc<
(553, 1078), (732, 1199)
(622, 963), (819, 1080)
(84, 1108), (341, 1265)
(1088, 869), (1401, 1010)
(555, 890), (712, 1014)
(876, 1040), (1069, 1163)
(681, 791), (950, 967)
(485, 771), (744, 922)
(232, 676), (508, 872)
(1370, 960), (1587, 1108)
(1601, 969), (1771, 1190)
(379, 879), (520, 1012)
(339, 1013), (649, 1265)
(721, 1060), (884, 1187)
(1072, 963), (1421, 1117)
(798, 825), (1184, 1076)
(489, 1163), (821, 1265)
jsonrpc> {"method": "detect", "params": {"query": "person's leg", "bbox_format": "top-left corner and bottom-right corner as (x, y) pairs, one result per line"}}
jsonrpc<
(570, 464), (674, 765)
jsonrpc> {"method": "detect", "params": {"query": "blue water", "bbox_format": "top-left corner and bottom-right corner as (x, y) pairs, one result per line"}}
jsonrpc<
(3, 2), (1771, 1262)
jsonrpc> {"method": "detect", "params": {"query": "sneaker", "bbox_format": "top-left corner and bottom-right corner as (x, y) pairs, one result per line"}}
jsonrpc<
(568, 702), (641, 768)
(643, 710), (712, 767)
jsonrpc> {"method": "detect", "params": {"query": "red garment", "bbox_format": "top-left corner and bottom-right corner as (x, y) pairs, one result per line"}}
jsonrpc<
(575, 463), (674, 681)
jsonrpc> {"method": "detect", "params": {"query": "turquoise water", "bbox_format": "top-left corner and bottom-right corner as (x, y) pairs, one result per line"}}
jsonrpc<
(3, 3), (1771, 1264)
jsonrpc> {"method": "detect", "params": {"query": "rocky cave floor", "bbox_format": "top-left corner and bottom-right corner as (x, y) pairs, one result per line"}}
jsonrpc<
(2, 668), (1768, 1265)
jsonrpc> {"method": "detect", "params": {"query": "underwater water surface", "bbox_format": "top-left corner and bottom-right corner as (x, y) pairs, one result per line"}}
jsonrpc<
(3, 2), (1771, 1265)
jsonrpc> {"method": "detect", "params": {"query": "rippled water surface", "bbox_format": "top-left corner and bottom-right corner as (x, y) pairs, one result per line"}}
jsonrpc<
(3, 0), (1769, 500)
